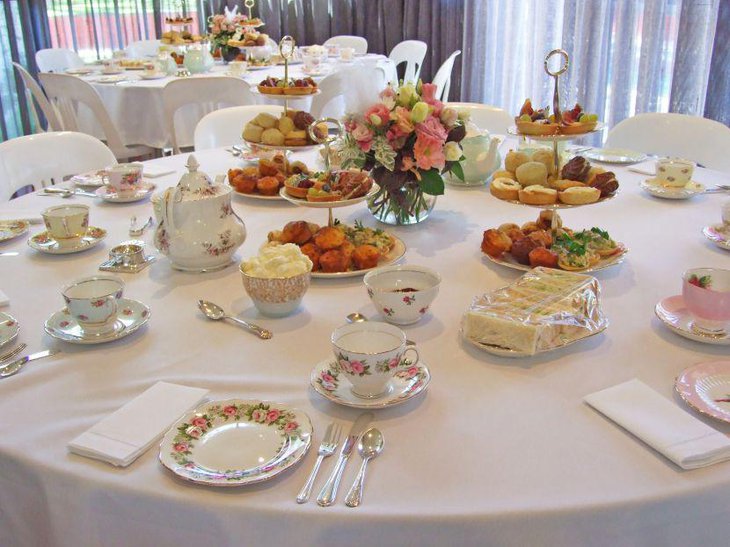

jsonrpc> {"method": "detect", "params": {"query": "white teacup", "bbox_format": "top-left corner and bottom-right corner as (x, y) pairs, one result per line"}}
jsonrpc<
(656, 158), (694, 188)
(42, 204), (89, 240)
(331, 322), (419, 398)
(105, 163), (143, 195)
(228, 60), (247, 76)
(339, 47), (354, 61)
(62, 276), (124, 334)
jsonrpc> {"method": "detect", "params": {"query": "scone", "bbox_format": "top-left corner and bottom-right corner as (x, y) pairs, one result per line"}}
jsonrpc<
(261, 127), (285, 146)
(515, 161), (548, 187)
(518, 185), (557, 205)
(243, 123), (264, 143)
(278, 116), (295, 136)
(558, 186), (601, 205)
(284, 129), (308, 146)
(253, 112), (278, 129)
(491, 169), (516, 181)
(504, 150), (531, 173)
(490, 178), (521, 201)
(531, 149), (556, 175)
(551, 179), (585, 191)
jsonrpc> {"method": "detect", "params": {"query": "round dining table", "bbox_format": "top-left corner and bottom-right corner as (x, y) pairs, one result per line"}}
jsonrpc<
(1, 142), (729, 547)
(75, 54), (393, 150)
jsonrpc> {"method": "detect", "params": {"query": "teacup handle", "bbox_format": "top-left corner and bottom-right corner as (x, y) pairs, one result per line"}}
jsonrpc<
(403, 346), (419, 365)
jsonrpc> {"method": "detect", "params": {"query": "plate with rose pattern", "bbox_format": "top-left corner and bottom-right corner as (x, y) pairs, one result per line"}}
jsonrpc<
(159, 399), (312, 487)
(0, 312), (19, 349)
(310, 357), (431, 409)
(44, 298), (150, 344)
(28, 227), (107, 254)
(675, 361), (730, 423)
(0, 220), (29, 243)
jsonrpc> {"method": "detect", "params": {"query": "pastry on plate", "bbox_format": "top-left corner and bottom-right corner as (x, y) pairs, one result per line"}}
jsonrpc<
(515, 161), (548, 187)
(518, 185), (557, 205)
(558, 186), (600, 205)
(490, 178), (521, 200)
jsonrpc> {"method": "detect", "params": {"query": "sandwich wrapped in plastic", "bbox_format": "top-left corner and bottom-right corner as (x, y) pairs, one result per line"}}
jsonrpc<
(462, 267), (607, 356)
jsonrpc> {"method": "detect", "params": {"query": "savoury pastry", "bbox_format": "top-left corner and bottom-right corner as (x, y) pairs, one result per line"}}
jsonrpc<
(518, 185), (557, 205)
(490, 178), (521, 200)
(558, 186), (600, 205)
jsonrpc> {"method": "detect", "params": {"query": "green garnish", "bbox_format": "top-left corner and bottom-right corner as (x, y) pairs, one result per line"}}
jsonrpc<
(590, 227), (610, 239)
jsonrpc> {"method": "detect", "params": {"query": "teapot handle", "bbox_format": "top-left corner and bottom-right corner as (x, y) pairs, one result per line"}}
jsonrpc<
(163, 187), (180, 235)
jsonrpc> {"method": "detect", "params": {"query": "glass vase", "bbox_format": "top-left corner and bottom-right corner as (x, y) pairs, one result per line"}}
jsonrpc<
(367, 184), (437, 226)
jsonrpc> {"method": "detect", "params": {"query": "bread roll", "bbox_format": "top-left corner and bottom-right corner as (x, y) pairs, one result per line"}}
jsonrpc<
(558, 186), (600, 205)
(515, 161), (548, 187)
(490, 178), (521, 201)
(518, 185), (557, 205)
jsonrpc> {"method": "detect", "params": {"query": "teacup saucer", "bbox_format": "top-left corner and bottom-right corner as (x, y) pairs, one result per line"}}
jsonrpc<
(0, 220), (29, 243)
(70, 169), (106, 188)
(703, 224), (730, 251)
(44, 298), (150, 345)
(139, 72), (167, 80)
(655, 295), (730, 345)
(0, 312), (19, 348)
(310, 358), (431, 409)
(95, 183), (155, 203)
(28, 227), (107, 254)
(640, 178), (705, 199)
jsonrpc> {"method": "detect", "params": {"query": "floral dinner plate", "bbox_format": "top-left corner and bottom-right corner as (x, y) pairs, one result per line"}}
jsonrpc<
(159, 399), (312, 487)
(0, 220), (29, 243)
(0, 312), (19, 349)
(675, 360), (730, 423)
(311, 358), (430, 409)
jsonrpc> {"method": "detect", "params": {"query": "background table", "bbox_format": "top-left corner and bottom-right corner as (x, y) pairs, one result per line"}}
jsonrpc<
(1, 144), (729, 547)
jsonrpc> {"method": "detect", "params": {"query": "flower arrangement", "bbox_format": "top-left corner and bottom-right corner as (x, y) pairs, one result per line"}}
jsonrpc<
(207, 13), (253, 50)
(341, 82), (466, 224)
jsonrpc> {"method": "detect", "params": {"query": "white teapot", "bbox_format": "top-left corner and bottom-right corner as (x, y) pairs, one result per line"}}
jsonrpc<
(449, 122), (501, 185)
(153, 155), (246, 272)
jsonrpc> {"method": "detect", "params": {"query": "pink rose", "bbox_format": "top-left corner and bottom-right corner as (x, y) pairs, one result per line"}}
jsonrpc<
(174, 442), (188, 452)
(321, 372), (335, 384)
(266, 409), (281, 423)
(188, 427), (202, 438)
(388, 357), (400, 369)
(223, 405), (237, 416)
(191, 417), (207, 428)
(351, 123), (374, 152)
(405, 366), (419, 378)
(414, 135), (446, 171)
(350, 360), (365, 374)
(339, 359), (353, 373)
(284, 421), (299, 433)
(365, 103), (390, 127)
(415, 116), (448, 144)
(421, 83), (444, 116)
(251, 409), (266, 422)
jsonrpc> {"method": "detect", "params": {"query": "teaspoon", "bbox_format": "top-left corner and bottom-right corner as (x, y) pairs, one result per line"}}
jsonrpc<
(344, 428), (384, 507)
(197, 300), (272, 339)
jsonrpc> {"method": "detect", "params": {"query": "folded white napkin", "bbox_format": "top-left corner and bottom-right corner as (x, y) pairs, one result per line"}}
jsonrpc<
(69, 381), (208, 467)
(143, 168), (176, 178)
(584, 379), (730, 470)
(0, 210), (43, 224)
(0, 289), (8, 307)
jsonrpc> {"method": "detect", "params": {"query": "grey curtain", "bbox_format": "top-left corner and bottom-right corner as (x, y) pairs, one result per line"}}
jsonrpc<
(704, 0), (729, 126)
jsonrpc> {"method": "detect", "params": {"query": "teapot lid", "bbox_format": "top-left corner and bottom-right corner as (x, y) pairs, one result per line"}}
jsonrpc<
(176, 155), (225, 199)
(465, 121), (489, 139)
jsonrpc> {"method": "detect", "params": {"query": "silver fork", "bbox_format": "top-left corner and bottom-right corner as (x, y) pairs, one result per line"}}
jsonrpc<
(0, 343), (26, 363)
(296, 422), (342, 504)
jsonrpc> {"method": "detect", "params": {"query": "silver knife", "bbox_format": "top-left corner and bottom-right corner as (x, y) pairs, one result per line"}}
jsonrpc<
(316, 411), (374, 507)
(0, 349), (59, 378)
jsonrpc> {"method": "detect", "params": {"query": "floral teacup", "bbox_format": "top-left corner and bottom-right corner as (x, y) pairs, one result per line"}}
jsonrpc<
(331, 321), (419, 398)
(62, 275), (124, 334)
(42, 204), (89, 240)
(656, 158), (694, 188)
(105, 163), (143, 195)
(682, 268), (730, 335)
(364, 265), (441, 325)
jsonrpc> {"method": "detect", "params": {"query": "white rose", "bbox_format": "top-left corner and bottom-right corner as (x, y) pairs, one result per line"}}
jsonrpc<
(444, 141), (463, 162)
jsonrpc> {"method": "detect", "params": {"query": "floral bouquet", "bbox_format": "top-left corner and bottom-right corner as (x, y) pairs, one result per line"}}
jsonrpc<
(341, 82), (466, 224)
(207, 13), (256, 59)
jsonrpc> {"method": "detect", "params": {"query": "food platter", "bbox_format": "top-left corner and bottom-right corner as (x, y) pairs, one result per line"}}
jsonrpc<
(507, 122), (605, 142)
(483, 245), (628, 274)
(278, 184), (378, 209)
(311, 234), (406, 279)
(243, 140), (321, 153)
(252, 87), (321, 99)
(492, 190), (618, 209)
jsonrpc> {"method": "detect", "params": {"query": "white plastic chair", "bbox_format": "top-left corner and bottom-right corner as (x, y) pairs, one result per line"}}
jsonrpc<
(124, 39), (162, 58)
(605, 112), (730, 172)
(446, 102), (513, 135)
(194, 105), (284, 151)
(0, 132), (115, 201)
(432, 50), (461, 101)
(388, 40), (427, 85)
(35, 48), (85, 73)
(310, 66), (388, 119)
(323, 36), (368, 55)
(12, 62), (63, 133)
(162, 77), (257, 154)
(39, 72), (153, 161)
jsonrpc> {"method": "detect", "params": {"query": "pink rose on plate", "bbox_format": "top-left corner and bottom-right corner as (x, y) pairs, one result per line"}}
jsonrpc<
(339, 359), (353, 373)
(265, 409), (281, 423)
(191, 417), (207, 428)
(223, 405), (237, 416)
(404, 366), (419, 378)
(350, 360), (366, 374)
(173, 442), (188, 453)
(284, 421), (299, 433)
(187, 426), (203, 438)
(321, 372), (335, 384)
(388, 357), (400, 369)
(251, 409), (267, 423)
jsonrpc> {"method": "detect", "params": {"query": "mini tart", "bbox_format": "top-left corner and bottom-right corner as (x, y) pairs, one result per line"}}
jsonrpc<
(490, 178), (521, 201)
(560, 121), (598, 135)
(518, 185), (558, 205)
(284, 179), (309, 199)
(558, 186), (601, 205)
(257, 84), (284, 95)
(557, 250), (600, 271)
(307, 190), (342, 202)
(283, 86), (317, 96)
(515, 120), (559, 136)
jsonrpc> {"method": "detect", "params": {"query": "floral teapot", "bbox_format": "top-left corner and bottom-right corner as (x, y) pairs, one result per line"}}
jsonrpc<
(451, 121), (501, 185)
(153, 155), (246, 272)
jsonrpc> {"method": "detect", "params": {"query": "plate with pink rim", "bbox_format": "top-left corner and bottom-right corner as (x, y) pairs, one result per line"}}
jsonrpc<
(655, 295), (730, 345)
(0, 312), (19, 349)
(70, 169), (106, 188)
(310, 357), (430, 409)
(703, 224), (730, 251)
(675, 360), (730, 423)
(0, 220), (29, 243)
(158, 399), (312, 487)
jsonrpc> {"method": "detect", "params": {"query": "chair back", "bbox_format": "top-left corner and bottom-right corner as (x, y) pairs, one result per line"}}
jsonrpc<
(432, 50), (461, 102)
(446, 102), (513, 135)
(162, 77), (256, 154)
(12, 62), (63, 132)
(0, 132), (115, 201)
(35, 48), (84, 73)
(388, 40), (427, 85)
(194, 105), (285, 151)
(125, 39), (162, 59)
(323, 36), (368, 55)
(605, 112), (730, 172)
(39, 72), (129, 159)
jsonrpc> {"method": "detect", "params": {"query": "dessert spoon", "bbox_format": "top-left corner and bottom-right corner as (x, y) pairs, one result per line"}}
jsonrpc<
(345, 428), (384, 507)
(197, 300), (272, 339)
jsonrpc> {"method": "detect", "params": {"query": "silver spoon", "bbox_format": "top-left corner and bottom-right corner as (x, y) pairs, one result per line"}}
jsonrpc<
(129, 216), (154, 237)
(197, 300), (272, 339)
(344, 428), (384, 507)
(346, 313), (415, 346)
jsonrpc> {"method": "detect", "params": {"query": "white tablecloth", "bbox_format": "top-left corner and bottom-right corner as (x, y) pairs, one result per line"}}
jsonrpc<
(1, 145), (730, 547)
(80, 55), (392, 150)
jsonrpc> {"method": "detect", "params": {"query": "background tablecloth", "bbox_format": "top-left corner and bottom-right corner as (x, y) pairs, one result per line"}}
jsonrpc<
(1, 144), (730, 547)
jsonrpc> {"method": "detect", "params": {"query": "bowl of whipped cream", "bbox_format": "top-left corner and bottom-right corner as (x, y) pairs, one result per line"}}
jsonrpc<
(240, 243), (313, 317)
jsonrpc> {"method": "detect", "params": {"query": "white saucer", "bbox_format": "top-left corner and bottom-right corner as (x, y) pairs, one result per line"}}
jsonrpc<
(640, 178), (705, 199)
(44, 298), (150, 345)
(310, 357), (430, 409)
(70, 169), (106, 188)
(584, 148), (646, 164)
(0, 220), (29, 242)
(703, 224), (730, 251)
(28, 227), (107, 254)
(95, 183), (155, 203)
(139, 72), (167, 80)
(0, 312), (19, 349)
(655, 295), (730, 345)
